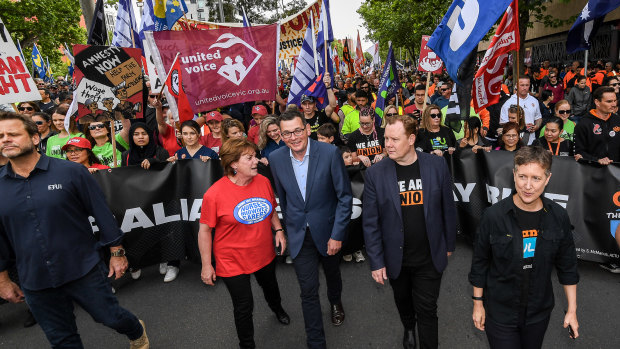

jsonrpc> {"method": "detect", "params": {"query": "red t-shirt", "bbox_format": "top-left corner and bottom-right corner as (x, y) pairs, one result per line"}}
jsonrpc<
(158, 124), (181, 156)
(89, 163), (110, 170)
(247, 125), (260, 145)
(200, 175), (276, 277)
(199, 133), (222, 154)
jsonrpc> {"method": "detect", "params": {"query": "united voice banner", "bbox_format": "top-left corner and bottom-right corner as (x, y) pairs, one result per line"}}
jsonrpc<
(417, 35), (443, 74)
(93, 154), (620, 268)
(0, 16), (41, 104)
(149, 25), (278, 113)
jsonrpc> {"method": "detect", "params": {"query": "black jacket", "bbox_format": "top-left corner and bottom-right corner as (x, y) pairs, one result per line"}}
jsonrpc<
(469, 196), (579, 326)
(574, 111), (620, 162)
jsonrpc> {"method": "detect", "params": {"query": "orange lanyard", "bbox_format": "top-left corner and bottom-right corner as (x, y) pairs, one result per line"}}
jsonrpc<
(547, 140), (560, 155)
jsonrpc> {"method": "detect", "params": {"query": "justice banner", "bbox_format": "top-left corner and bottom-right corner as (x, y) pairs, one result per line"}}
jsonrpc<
(0, 16), (41, 104)
(149, 24), (278, 114)
(93, 153), (620, 268)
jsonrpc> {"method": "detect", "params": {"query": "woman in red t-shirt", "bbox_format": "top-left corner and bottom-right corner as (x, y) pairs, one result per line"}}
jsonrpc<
(62, 137), (110, 173)
(199, 138), (289, 348)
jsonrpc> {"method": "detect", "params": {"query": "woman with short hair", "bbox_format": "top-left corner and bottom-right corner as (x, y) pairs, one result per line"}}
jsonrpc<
(221, 118), (246, 143)
(495, 122), (523, 152)
(199, 138), (290, 349)
(16, 101), (40, 117)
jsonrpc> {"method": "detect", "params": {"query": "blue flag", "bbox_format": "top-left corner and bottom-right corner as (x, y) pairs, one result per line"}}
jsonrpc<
(288, 18), (329, 109)
(374, 43), (400, 121)
(566, 0), (620, 54)
(16, 39), (26, 64)
(139, 0), (155, 42)
(154, 0), (188, 31)
(112, 0), (142, 49)
(316, 0), (334, 88)
(427, 0), (513, 84)
(241, 6), (251, 27)
(31, 44), (46, 79)
(44, 56), (54, 84)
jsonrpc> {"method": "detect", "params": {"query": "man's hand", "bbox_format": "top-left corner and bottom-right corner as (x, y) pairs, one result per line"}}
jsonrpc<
(323, 72), (332, 87)
(564, 311), (579, 339)
(0, 279), (24, 303)
(472, 301), (486, 331)
(598, 157), (612, 165)
(327, 238), (342, 255)
(201, 264), (216, 286)
(371, 267), (388, 285)
(108, 256), (128, 280)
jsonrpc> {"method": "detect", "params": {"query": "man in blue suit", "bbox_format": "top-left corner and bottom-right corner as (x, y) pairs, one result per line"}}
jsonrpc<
(363, 114), (456, 349)
(270, 110), (352, 349)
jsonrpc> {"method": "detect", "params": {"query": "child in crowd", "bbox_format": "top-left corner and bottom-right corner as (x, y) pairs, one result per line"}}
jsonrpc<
(338, 146), (365, 263)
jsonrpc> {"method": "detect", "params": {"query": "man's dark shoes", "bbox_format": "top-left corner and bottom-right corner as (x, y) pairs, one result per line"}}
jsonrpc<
(331, 303), (345, 326)
(403, 328), (416, 349)
(23, 310), (37, 328)
(274, 307), (290, 325)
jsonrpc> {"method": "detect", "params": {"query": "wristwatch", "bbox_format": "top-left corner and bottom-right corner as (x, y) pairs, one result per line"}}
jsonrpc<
(111, 248), (126, 257)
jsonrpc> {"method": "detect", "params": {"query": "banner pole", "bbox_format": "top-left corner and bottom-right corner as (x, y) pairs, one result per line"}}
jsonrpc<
(158, 52), (181, 99)
(584, 50), (588, 80)
(514, 50), (520, 109)
(110, 121), (117, 168)
(423, 71), (431, 112)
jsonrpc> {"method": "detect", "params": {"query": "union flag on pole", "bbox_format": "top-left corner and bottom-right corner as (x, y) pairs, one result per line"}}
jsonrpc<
(164, 53), (194, 122)
(354, 30), (365, 75)
(472, 0), (519, 113)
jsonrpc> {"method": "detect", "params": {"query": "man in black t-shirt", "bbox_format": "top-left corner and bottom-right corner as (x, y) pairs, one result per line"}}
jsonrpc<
(363, 115), (456, 349)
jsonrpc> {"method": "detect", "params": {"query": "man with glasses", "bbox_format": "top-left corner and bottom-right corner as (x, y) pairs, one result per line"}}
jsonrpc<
(341, 89), (370, 136)
(539, 72), (564, 110)
(269, 110), (352, 349)
(404, 85), (428, 120)
(500, 76), (542, 145)
(432, 82), (452, 109)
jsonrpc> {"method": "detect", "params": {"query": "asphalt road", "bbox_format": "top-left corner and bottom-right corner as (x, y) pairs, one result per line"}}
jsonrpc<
(1, 237), (619, 348)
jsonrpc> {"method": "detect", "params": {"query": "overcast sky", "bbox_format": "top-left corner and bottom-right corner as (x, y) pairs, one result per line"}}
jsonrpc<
(330, 0), (372, 50)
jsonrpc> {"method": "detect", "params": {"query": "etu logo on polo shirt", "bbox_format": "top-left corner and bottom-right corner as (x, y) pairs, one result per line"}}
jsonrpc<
(48, 184), (62, 190)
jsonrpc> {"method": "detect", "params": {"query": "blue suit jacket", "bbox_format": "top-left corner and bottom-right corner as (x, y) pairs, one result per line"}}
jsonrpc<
(362, 152), (456, 279)
(270, 139), (353, 259)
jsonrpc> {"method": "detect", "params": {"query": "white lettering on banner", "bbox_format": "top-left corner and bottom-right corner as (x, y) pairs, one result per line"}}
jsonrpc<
(209, 34), (263, 85)
(118, 199), (204, 233)
(607, 212), (620, 219)
(454, 183), (476, 203)
(153, 203), (181, 225)
(121, 208), (155, 232)
(81, 46), (122, 68)
(485, 184), (570, 208)
(446, 0), (480, 51)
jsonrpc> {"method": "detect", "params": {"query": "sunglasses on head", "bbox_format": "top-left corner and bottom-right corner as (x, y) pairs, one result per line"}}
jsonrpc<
(18, 106), (34, 111)
(558, 110), (570, 115)
(88, 124), (106, 130)
(430, 113), (441, 118)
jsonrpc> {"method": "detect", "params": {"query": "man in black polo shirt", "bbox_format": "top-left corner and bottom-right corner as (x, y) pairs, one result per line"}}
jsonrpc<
(0, 112), (149, 348)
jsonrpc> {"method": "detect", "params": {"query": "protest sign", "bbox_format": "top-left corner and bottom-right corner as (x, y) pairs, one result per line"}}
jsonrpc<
(0, 17), (41, 104)
(73, 45), (143, 124)
(149, 25), (278, 113)
(173, 0), (321, 61)
(418, 35), (443, 74)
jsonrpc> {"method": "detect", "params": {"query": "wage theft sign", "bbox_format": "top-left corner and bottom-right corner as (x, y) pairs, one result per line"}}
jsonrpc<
(73, 45), (144, 124)
(150, 24), (278, 113)
(0, 17), (41, 104)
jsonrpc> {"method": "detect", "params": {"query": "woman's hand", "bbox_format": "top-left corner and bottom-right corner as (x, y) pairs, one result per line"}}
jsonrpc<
(358, 155), (371, 167)
(373, 154), (385, 163)
(472, 301), (486, 331)
(432, 149), (443, 157)
(201, 264), (216, 286)
(275, 230), (287, 255)
(447, 147), (455, 155)
(88, 168), (99, 174)
(140, 159), (151, 169)
(574, 154), (583, 161)
(259, 157), (269, 166)
(167, 154), (178, 162)
(199, 155), (211, 162)
(459, 138), (468, 148)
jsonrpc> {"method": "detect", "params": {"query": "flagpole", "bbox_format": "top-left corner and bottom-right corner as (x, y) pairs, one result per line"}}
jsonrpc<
(110, 121), (117, 167)
(423, 71), (431, 112)
(310, 11), (318, 76)
(584, 50), (588, 80)
(158, 52), (181, 99)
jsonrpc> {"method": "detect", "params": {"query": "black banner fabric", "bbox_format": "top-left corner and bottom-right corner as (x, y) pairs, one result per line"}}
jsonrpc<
(93, 153), (620, 267)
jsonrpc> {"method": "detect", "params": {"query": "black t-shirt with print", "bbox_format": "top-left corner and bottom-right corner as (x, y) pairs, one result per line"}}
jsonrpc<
(415, 127), (456, 153)
(346, 128), (385, 162)
(514, 205), (543, 322)
(305, 110), (331, 140)
(395, 160), (431, 267)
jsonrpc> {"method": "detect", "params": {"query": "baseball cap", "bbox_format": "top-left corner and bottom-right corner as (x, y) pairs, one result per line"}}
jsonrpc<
(205, 111), (223, 122)
(300, 95), (316, 103)
(62, 137), (92, 151)
(251, 105), (268, 116)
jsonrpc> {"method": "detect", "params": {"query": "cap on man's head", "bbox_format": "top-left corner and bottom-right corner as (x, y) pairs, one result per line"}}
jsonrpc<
(205, 111), (223, 122)
(300, 95), (316, 104)
(252, 105), (268, 116)
(62, 137), (92, 151)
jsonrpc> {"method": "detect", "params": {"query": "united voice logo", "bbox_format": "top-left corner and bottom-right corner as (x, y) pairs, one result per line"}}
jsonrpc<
(609, 191), (620, 238)
(180, 33), (263, 86)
